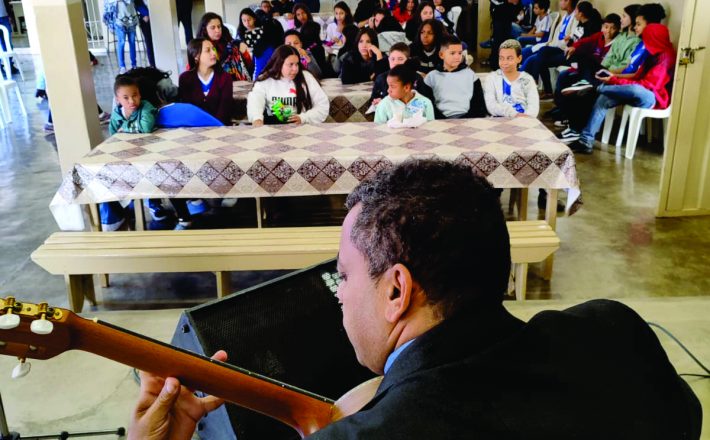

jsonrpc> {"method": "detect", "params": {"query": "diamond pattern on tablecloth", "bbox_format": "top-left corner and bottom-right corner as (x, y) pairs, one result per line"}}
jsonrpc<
(196, 158), (245, 194)
(207, 145), (248, 156)
(257, 144), (296, 155)
(500, 135), (536, 148)
(403, 140), (441, 152)
(443, 125), (475, 136)
(495, 123), (527, 134)
(265, 131), (301, 142)
(450, 137), (491, 150)
(297, 158), (346, 191)
(145, 160), (195, 195)
(310, 129), (344, 141)
(456, 153), (501, 178)
(308, 142), (346, 154)
(501, 151), (551, 184)
(103, 136), (123, 144)
(110, 146), (149, 159)
(353, 127), (386, 140)
(527, 151), (553, 175)
(126, 135), (163, 146)
(350, 141), (392, 153)
(217, 133), (256, 144)
(159, 146), (201, 158)
(330, 96), (357, 122)
(87, 148), (108, 157)
(347, 156), (393, 181)
(501, 152), (527, 175)
(174, 133), (210, 145)
(358, 100), (372, 115)
(95, 161), (142, 197)
(246, 158), (295, 193)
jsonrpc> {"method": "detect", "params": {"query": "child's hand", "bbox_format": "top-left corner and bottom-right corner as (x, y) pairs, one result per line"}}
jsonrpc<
(288, 115), (302, 124)
(565, 47), (576, 59)
(372, 98), (382, 106)
(253, 119), (264, 127)
(369, 44), (382, 60)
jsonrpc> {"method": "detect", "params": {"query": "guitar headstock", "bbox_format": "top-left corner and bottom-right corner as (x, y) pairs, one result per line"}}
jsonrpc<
(0, 296), (74, 361)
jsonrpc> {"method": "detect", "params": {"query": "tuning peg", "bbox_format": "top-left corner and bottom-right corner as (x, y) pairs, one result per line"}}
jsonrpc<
(31, 319), (53, 335)
(0, 313), (20, 330)
(12, 358), (30, 379)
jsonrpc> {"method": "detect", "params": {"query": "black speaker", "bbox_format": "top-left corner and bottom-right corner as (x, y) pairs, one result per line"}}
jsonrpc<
(171, 259), (376, 440)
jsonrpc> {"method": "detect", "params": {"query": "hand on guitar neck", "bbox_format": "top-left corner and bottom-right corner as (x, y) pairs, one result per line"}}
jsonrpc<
(128, 350), (229, 440)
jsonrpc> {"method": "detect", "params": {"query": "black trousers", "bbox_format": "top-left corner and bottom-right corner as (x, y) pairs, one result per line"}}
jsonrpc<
(176, 0), (193, 45)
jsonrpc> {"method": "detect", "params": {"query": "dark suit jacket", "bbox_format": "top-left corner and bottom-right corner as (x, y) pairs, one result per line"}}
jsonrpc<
(307, 300), (702, 439)
(178, 69), (233, 125)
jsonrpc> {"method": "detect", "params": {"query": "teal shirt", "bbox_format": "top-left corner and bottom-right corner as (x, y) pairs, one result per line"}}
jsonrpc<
(374, 91), (435, 124)
(109, 100), (157, 135)
(601, 31), (642, 71)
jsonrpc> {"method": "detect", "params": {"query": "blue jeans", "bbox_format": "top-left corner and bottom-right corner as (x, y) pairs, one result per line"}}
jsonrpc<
(522, 46), (566, 93)
(580, 84), (656, 148)
(114, 24), (137, 69)
(511, 23), (523, 39)
(517, 36), (538, 47)
(0, 16), (12, 52)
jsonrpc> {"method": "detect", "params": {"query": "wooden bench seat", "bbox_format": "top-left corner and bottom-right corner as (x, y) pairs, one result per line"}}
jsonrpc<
(31, 222), (558, 312)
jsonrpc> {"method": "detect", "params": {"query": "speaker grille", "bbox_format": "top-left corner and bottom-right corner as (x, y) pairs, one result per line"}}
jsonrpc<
(185, 259), (376, 439)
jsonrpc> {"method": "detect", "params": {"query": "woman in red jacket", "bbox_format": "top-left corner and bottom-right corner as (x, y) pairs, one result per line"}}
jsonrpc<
(178, 38), (234, 125)
(570, 23), (675, 154)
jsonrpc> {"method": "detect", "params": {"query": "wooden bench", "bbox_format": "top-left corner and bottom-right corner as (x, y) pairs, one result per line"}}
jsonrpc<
(30, 222), (558, 312)
(31, 227), (343, 312)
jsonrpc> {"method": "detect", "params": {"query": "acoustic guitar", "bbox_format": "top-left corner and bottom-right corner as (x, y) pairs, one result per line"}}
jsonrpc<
(0, 296), (382, 437)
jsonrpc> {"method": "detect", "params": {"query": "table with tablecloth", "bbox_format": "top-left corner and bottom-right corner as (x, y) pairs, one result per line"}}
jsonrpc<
(50, 117), (581, 231)
(232, 78), (374, 122)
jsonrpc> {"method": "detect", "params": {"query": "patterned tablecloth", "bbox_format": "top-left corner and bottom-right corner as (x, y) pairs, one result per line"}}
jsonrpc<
(232, 78), (375, 123)
(50, 117), (582, 230)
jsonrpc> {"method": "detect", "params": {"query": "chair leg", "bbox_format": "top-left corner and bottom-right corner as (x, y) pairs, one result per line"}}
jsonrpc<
(615, 106), (631, 148)
(514, 263), (528, 301)
(518, 188), (528, 221)
(64, 274), (95, 313)
(0, 86), (11, 123)
(662, 117), (670, 149)
(646, 118), (653, 144)
(216, 271), (231, 298)
(625, 110), (643, 159)
(12, 84), (26, 117)
(601, 108), (615, 144)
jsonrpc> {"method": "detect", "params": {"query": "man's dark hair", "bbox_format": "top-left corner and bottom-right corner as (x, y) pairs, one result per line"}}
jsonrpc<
(113, 74), (139, 94)
(387, 64), (417, 86)
(345, 160), (511, 317)
(534, 0), (549, 11)
(439, 34), (462, 50)
(637, 3), (666, 23)
(284, 29), (303, 41)
(604, 13), (621, 30)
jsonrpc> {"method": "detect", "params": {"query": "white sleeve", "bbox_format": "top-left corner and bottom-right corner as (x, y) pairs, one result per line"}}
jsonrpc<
(483, 73), (516, 118)
(522, 74), (540, 118)
(247, 80), (268, 123)
(299, 72), (330, 124)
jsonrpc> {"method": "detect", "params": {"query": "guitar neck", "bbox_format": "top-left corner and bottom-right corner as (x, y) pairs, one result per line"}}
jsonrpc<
(68, 314), (335, 437)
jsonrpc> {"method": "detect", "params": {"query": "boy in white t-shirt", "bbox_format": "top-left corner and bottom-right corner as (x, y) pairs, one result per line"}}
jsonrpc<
(518, 0), (551, 48)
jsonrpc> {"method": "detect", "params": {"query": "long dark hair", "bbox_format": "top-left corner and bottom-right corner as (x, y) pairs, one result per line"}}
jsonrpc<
(187, 38), (211, 71)
(350, 27), (379, 62)
(197, 12), (233, 43)
(119, 67), (173, 107)
(256, 45), (314, 113)
(237, 7), (259, 40)
(293, 3), (314, 28)
(333, 1), (354, 26)
(411, 18), (445, 52)
(398, 0), (418, 15)
(622, 4), (641, 32)
(407, 1), (434, 39)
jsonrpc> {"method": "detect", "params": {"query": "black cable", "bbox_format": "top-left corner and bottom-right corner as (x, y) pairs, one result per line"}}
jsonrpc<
(647, 322), (710, 378)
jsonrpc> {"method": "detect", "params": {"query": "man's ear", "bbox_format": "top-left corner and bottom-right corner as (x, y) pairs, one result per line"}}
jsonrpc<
(384, 263), (413, 323)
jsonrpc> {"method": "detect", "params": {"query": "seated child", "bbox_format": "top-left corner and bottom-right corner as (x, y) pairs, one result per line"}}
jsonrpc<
(247, 45), (329, 125)
(284, 29), (323, 79)
(483, 39), (539, 118)
(423, 35), (487, 118)
(408, 19), (446, 74)
(518, 0), (551, 47)
(103, 75), (157, 231)
(374, 64), (434, 124)
(339, 28), (388, 84)
(371, 42), (424, 105)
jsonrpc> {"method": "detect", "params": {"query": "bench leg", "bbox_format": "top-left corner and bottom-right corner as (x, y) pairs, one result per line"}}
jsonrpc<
(64, 274), (96, 313)
(99, 273), (110, 288)
(216, 272), (231, 298)
(518, 188), (528, 220)
(543, 189), (558, 280)
(514, 263), (528, 301)
(508, 189), (519, 215)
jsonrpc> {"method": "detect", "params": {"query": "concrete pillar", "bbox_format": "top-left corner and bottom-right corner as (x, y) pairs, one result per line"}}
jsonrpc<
(150, 0), (183, 84)
(20, 0), (41, 54)
(205, 0), (225, 19)
(33, 0), (103, 175)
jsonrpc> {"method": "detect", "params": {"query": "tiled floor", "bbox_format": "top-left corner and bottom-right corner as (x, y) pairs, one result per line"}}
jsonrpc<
(0, 54), (709, 313)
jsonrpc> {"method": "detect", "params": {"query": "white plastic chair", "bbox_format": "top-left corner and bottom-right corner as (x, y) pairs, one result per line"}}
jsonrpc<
(0, 24), (24, 81)
(447, 6), (462, 27)
(0, 79), (27, 125)
(601, 105), (672, 159)
(223, 23), (237, 39)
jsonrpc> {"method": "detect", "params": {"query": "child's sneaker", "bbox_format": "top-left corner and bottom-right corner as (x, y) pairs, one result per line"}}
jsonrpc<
(99, 112), (111, 124)
(187, 199), (207, 215)
(174, 221), (192, 230)
(43, 123), (54, 134)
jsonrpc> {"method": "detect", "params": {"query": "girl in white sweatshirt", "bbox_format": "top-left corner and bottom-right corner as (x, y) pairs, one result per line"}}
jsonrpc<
(247, 45), (330, 125)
